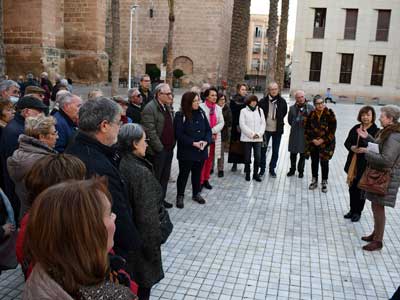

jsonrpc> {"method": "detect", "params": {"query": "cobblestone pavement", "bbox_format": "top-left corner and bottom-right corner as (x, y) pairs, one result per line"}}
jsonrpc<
(1, 100), (399, 300)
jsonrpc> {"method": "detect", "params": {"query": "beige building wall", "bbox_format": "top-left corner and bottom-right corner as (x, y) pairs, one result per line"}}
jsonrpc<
(117, 0), (234, 87)
(291, 0), (400, 102)
(247, 14), (269, 76)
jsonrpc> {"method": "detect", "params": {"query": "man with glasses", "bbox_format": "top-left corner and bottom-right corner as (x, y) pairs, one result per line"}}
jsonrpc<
(258, 82), (288, 178)
(127, 87), (143, 123)
(142, 83), (175, 208)
(139, 74), (154, 107)
(304, 95), (337, 193)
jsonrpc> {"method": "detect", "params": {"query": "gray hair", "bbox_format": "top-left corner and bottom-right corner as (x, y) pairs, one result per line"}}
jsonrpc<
(294, 90), (305, 97)
(60, 79), (69, 88)
(57, 91), (75, 109)
(154, 83), (169, 99)
(0, 80), (20, 92)
(118, 123), (144, 153)
(78, 97), (122, 133)
(25, 115), (56, 138)
(26, 73), (34, 80)
(127, 87), (140, 98)
(381, 105), (400, 123)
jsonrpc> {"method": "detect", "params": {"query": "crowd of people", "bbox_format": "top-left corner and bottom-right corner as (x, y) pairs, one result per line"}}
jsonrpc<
(0, 72), (400, 299)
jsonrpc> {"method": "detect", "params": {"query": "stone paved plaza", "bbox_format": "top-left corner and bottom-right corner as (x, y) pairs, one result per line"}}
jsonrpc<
(1, 99), (400, 299)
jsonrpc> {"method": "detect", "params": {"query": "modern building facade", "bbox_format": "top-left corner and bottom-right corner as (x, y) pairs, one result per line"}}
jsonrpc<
(291, 0), (400, 102)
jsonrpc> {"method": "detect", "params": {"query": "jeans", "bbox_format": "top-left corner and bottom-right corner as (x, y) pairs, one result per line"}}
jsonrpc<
(177, 160), (204, 197)
(149, 148), (174, 201)
(310, 148), (329, 180)
(289, 153), (306, 174)
(243, 142), (261, 175)
(260, 132), (282, 172)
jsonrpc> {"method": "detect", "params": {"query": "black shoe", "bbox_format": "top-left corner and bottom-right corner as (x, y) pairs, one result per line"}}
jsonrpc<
(192, 194), (206, 204)
(298, 172), (304, 178)
(203, 181), (212, 190)
(163, 200), (173, 209)
(210, 169), (214, 175)
(176, 195), (184, 209)
(245, 173), (250, 181)
(218, 171), (224, 178)
(269, 170), (277, 178)
(287, 169), (295, 177)
(253, 174), (262, 182)
(259, 169), (265, 176)
(231, 164), (237, 172)
(351, 213), (361, 222)
(344, 211), (353, 219)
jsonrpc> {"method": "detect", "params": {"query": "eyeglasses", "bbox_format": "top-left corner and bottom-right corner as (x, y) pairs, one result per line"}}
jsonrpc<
(315, 101), (324, 105)
(160, 92), (173, 97)
(133, 94), (142, 97)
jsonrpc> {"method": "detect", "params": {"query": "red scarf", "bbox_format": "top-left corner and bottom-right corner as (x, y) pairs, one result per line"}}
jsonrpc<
(206, 100), (217, 128)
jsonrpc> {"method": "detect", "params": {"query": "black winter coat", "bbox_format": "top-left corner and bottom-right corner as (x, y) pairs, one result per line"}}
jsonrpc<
(119, 153), (164, 288)
(66, 132), (142, 257)
(258, 94), (288, 134)
(344, 123), (379, 178)
(126, 103), (142, 124)
(174, 109), (212, 162)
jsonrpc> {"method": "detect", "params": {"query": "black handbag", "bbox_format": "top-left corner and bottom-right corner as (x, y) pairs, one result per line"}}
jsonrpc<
(159, 206), (173, 244)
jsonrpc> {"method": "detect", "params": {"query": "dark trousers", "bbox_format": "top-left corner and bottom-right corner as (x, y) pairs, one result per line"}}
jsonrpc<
(138, 287), (151, 300)
(177, 160), (203, 197)
(310, 148), (329, 180)
(349, 177), (366, 214)
(243, 142), (261, 175)
(149, 148), (173, 200)
(260, 132), (282, 172)
(290, 153), (306, 173)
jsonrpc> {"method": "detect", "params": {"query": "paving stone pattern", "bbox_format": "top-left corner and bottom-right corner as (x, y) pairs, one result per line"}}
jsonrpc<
(1, 101), (399, 300)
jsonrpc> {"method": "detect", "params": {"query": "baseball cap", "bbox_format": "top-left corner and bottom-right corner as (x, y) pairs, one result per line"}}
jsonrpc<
(16, 95), (48, 111)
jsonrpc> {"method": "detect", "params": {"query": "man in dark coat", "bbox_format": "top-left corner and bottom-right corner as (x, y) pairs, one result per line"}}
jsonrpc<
(258, 82), (288, 177)
(126, 87), (143, 124)
(66, 97), (142, 259)
(141, 83), (175, 208)
(0, 96), (47, 220)
(20, 73), (39, 97)
(139, 74), (154, 108)
(287, 90), (314, 178)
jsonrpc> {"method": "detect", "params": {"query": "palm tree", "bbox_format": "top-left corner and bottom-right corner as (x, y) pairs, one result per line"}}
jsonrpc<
(111, 0), (120, 96)
(166, 0), (175, 87)
(227, 0), (250, 94)
(275, 0), (289, 89)
(0, 0), (5, 79)
(265, 0), (279, 86)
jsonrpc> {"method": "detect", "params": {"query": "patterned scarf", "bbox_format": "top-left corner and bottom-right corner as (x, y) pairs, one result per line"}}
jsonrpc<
(206, 100), (217, 128)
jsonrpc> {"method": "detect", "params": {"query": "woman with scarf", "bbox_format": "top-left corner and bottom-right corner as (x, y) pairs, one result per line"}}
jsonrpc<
(304, 95), (337, 193)
(343, 106), (379, 222)
(228, 83), (248, 172)
(199, 87), (224, 190)
(239, 95), (265, 181)
(356, 105), (400, 251)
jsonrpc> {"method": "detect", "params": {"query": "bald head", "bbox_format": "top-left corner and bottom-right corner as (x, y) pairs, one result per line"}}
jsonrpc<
(294, 90), (306, 105)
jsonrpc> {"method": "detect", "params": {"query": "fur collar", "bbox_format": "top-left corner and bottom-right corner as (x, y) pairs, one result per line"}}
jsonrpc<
(378, 123), (400, 143)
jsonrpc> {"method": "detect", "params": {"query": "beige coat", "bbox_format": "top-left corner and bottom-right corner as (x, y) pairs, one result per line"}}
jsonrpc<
(199, 103), (224, 159)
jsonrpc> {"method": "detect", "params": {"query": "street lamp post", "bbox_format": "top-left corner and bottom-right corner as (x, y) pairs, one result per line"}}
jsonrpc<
(128, 4), (138, 89)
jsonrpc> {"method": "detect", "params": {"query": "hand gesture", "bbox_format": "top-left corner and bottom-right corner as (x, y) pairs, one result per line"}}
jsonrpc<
(192, 141), (201, 149)
(253, 133), (259, 139)
(200, 141), (208, 150)
(2, 223), (15, 236)
(357, 127), (368, 139)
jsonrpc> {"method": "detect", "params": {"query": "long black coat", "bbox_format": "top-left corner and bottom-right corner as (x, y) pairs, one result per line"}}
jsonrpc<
(66, 132), (142, 258)
(344, 123), (379, 178)
(119, 153), (164, 288)
(228, 94), (246, 164)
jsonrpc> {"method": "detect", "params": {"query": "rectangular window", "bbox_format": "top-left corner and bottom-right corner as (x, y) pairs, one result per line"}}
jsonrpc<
(255, 26), (262, 38)
(313, 8), (327, 39)
(309, 52), (323, 82)
(376, 10), (391, 41)
(339, 54), (354, 84)
(344, 9), (358, 40)
(252, 42), (261, 54)
(371, 55), (386, 86)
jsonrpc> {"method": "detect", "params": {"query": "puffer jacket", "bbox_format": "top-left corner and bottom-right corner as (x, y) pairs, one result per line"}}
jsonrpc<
(239, 106), (266, 142)
(7, 135), (57, 221)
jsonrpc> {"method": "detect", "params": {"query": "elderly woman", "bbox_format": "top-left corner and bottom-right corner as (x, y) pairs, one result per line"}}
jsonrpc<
(0, 99), (15, 138)
(356, 105), (400, 251)
(23, 179), (136, 299)
(118, 123), (164, 300)
(343, 106), (379, 222)
(174, 92), (212, 208)
(199, 87), (224, 190)
(304, 95), (337, 193)
(7, 115), (58, 221)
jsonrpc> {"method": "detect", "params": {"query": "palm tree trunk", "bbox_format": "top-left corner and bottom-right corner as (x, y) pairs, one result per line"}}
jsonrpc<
(111, 0), (120, 96)
(0, 0), (6, 79)
(166, 0), (175, 87)
(227, 0), (250, 94)
(276, 0), (289, 89)
(266, 0), (279, 86)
